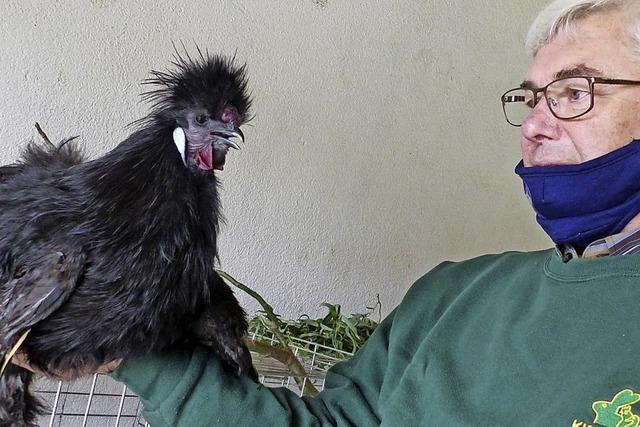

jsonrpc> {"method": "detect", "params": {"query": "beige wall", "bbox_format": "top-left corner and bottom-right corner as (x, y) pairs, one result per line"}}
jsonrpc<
(0, 0), (551, 319)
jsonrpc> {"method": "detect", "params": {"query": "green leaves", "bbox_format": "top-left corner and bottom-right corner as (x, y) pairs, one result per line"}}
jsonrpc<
(248, 301), (379, 358)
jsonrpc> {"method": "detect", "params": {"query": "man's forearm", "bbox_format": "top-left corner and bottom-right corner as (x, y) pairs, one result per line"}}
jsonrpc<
(112, 347), (340, 427)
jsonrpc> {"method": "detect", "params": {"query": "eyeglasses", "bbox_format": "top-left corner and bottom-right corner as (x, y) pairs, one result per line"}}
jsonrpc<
(500, 76), (640, 127)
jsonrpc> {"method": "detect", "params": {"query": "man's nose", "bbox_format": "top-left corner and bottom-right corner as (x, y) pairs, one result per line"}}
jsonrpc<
(521, 97), (560, 140)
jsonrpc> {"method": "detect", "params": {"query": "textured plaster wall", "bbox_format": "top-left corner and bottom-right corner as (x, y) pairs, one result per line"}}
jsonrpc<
(0, 0), (550, 320)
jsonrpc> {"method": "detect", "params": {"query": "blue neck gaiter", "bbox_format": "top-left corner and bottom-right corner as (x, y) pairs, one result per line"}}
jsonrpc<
(514, 139), (640, 250)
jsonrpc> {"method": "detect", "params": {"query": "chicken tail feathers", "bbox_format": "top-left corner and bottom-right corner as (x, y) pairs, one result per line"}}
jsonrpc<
(0, 364), (45, 427)
(0, 166), (22, 184)
(0, 137), (86, 184)
(20, 137), (85, 170)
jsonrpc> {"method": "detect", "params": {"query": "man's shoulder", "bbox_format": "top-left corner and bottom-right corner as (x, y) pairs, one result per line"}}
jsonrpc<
(387, 249), (555, 345)
(402, 248), (554, 306)
(420, 248), (553, 282)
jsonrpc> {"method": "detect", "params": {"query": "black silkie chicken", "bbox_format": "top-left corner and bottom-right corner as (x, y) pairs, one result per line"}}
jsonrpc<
(0, 52), (258, 425)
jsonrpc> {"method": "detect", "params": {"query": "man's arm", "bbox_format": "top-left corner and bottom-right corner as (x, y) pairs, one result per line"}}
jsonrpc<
(112, 309), (397, 427)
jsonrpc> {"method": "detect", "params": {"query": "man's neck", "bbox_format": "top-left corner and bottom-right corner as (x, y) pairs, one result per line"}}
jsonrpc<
(622, 212), (640, 233)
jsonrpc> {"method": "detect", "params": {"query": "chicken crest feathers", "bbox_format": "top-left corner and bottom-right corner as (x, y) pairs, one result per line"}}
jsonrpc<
(141, 48), (252, 123)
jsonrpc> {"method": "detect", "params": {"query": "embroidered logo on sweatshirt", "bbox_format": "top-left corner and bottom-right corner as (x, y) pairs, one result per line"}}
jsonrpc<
(572, 389), (640, 427)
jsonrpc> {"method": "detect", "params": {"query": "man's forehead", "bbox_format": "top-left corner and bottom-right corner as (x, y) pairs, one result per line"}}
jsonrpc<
(522, 10), (639, 88)
(520, 64), (605, 89)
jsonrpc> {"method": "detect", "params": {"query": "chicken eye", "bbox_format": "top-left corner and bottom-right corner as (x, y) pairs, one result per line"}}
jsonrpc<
(195, 114), (208, 125)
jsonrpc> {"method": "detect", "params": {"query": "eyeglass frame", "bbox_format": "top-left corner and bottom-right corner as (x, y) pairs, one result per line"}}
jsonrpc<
(500, 76), (640, 127)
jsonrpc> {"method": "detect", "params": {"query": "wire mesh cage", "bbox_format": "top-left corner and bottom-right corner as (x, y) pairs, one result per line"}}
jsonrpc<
(35, 375), (148, 427)
(34, 332), (354, 426)
(247, 330), (354, 393)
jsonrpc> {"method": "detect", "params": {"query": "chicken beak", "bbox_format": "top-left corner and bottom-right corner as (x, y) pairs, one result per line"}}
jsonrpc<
(210, 124), (245, 150)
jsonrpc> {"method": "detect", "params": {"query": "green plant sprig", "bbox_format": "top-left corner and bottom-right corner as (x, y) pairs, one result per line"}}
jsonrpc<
(248, 301), (379, 358)
(216, 270), (321, 397)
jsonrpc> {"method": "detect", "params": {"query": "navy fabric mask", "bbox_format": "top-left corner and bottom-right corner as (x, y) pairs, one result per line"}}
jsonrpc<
(514, 139), (640, 250)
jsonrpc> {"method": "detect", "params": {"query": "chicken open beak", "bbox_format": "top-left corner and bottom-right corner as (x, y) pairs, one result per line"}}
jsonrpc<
(210, 125), (245, 150)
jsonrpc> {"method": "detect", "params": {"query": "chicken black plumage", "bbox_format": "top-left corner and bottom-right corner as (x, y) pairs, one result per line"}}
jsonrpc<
(0, 52), (257, 426)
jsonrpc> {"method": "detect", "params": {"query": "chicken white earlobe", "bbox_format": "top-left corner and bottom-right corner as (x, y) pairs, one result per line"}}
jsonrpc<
(173, 127), (187, 166)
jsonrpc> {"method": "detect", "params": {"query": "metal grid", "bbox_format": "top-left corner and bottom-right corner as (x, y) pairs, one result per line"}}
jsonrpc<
(35, 374), (148, 427)
(248, 331), (354, 394)
(34, 334), (352, 426)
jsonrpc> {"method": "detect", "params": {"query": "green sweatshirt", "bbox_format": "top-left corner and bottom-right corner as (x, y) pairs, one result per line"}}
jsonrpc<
(113, 249), (640, 427)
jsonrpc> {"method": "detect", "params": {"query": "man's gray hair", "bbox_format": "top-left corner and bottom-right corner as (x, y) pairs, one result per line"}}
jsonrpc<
(526, 0), (640, 57)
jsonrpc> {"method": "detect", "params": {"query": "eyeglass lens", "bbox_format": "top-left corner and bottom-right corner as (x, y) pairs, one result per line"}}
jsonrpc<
(502, 77), (592, 126)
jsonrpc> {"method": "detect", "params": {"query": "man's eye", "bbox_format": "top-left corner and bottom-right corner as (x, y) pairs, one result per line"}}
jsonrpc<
(567, 88), (590, 102)
(196, 114), (208, 124)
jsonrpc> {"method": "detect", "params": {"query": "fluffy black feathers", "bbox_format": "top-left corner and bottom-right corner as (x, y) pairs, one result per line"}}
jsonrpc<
(0, 52), (257, 426)
(143, 52), (251, 121)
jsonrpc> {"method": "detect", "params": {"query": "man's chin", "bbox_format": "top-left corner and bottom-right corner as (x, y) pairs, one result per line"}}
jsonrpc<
(527, 160), (574, 167)
(524, 154), (578, 167)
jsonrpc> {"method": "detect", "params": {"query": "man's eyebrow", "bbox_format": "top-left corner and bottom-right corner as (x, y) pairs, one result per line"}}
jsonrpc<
(519, 64), (605, 88)
(553, 65), (604, 79)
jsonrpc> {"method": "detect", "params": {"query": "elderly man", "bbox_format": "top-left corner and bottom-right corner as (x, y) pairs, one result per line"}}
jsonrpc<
(14, 0), (640, 426)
